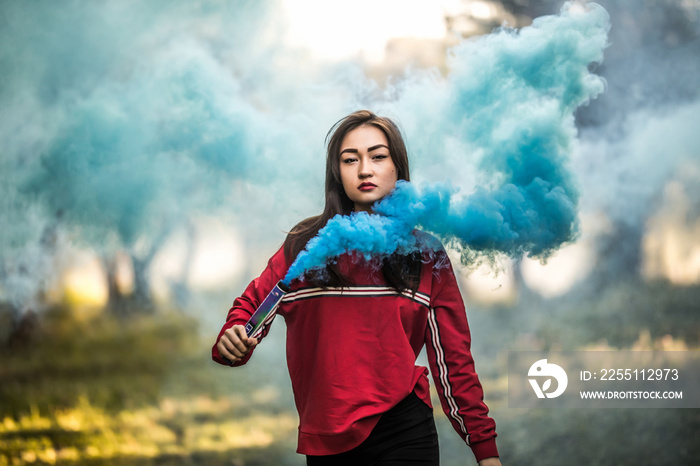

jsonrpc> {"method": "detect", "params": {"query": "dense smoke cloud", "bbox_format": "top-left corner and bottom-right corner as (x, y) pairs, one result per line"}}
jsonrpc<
(285, 3), (609, 284)
(0, 0), (698, 314)
(0, 0), (336, 310)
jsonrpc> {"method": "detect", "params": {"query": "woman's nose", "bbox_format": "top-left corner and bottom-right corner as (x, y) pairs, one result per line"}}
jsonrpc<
(358, 159), (372, 178)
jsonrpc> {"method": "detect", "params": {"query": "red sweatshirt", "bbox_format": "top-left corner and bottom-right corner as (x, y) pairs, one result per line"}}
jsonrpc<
(212, 241), (499, 462)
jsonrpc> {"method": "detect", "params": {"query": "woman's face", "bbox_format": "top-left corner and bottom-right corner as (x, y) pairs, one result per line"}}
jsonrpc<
(339, 124), (398, 213)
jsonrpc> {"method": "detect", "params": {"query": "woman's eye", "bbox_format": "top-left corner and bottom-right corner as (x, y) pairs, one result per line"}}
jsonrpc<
(373, 154), (388, 160)
(342, 158), (357, 164)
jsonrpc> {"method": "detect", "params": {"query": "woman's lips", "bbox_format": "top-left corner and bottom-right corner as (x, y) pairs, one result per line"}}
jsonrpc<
(358, 183), (377, 192)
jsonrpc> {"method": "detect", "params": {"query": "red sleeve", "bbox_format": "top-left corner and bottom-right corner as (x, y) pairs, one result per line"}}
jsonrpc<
(212, 246), (288, 367)
(424, 252), (499, 462)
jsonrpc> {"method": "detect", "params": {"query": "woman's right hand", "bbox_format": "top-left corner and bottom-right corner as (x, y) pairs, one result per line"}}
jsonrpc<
(217, 325), (258, 363)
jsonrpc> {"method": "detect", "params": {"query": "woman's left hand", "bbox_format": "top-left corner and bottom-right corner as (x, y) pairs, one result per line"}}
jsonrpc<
(478, 457), (502, 466)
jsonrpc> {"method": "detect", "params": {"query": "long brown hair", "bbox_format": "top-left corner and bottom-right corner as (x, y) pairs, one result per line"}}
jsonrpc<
(284, 110), (419, 291)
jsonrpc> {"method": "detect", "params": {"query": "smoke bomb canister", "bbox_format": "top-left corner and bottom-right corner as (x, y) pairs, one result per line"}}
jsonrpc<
(244, 281), (290, 337)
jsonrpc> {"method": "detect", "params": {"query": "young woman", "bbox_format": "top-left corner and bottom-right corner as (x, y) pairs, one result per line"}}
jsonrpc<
(213, 110), (501, 465)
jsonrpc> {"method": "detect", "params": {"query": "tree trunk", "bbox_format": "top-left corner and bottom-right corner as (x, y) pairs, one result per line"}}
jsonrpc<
(169, 221), (196, 309)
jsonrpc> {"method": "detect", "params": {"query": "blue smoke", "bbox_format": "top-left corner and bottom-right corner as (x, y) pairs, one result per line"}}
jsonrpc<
(0, 0), (610, 305)
(2, 0), (285, 250)
(284, 3), (610, 285)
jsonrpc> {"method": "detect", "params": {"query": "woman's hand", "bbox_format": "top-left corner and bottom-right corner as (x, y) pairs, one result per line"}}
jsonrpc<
(217, 324), (258, 363)
(478, 457), (502, 466)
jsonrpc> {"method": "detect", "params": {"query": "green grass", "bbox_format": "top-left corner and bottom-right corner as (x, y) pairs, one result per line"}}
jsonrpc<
(0, 307), (300, 465)
(2, 296), (699, 466)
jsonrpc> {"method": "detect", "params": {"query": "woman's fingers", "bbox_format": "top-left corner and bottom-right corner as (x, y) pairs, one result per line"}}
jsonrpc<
(218, 325), (258, 361)
(232, 325), (258, 348)
(217, 337), (242, 360)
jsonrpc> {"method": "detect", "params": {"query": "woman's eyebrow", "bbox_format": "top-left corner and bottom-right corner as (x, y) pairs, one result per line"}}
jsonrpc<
(339, 144), (389, 156)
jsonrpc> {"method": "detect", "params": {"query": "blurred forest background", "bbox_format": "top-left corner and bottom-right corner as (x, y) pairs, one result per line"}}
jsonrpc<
(1, 0), (699, 464)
